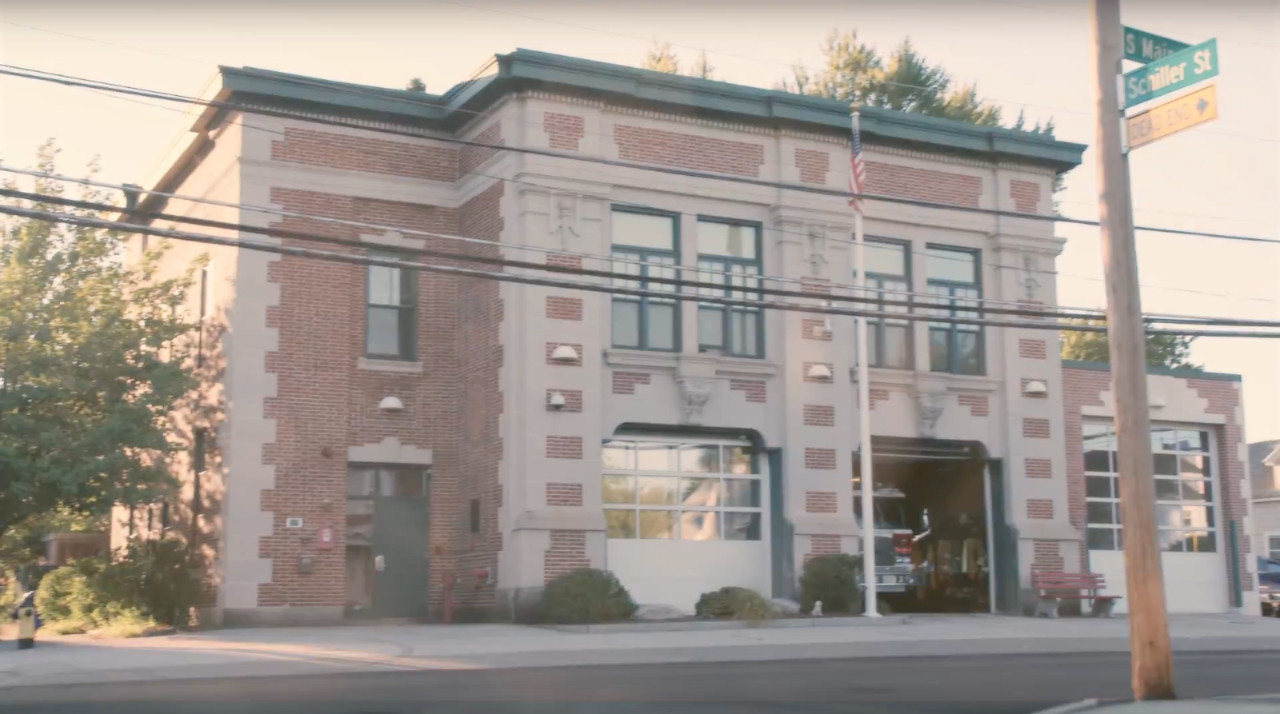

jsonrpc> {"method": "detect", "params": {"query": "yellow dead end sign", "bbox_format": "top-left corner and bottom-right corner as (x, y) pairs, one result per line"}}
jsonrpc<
(1126, 84), (1218, 151)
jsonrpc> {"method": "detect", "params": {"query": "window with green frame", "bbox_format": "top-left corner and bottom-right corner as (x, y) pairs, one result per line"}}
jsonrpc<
(366, 252), (415, 360)
(696, 219), (762, 358)
(856, 239), (911, 369)
(611, 209), (679, 351)
(925, 246), (982, 375)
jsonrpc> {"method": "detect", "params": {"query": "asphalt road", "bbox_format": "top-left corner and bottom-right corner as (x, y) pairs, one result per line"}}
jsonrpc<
(4, 651), (1279, 714)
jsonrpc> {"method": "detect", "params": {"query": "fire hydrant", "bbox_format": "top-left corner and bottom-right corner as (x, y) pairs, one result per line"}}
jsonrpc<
(10, 591), (40, 650)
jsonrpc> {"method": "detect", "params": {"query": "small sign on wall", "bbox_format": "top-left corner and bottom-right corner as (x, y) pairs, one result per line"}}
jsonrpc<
(285, 517), (304, 529)
(317, 526), (334, 551)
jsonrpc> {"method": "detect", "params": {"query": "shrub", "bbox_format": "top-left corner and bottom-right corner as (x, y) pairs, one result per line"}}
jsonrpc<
(32, 538), (202, 632)
(800, 553), (863, 615)
(694, 586), (778, 621)
(538, 569), (637, 624)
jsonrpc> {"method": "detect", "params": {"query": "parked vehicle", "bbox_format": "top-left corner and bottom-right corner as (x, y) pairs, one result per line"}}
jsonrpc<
(1258, 556), (1280, 617)
(854, 487), (918, 596)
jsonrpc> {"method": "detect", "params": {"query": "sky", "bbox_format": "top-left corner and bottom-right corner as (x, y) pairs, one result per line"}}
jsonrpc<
(1, 0), (1278, 438)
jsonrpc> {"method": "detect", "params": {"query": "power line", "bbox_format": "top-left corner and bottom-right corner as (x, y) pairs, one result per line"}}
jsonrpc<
(3, 65), (1274, 309)
(6, 202), (1278, 340)
(5, 152), (1274, 313)
(1, 185), (1180, 326)
(14, 164), (1274, 321)
(4, 63), (1276, 251)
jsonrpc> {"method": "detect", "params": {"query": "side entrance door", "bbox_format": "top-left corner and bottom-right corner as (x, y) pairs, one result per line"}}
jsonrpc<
(373, 495), (430, 619)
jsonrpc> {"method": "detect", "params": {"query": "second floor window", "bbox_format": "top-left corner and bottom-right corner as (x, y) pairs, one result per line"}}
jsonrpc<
(858, 240), (911, 369)
(612, 210), (679, 351)
(926, 247), (982, 375)
(697, 220), (762, 358)
(366, 253), (415, 360)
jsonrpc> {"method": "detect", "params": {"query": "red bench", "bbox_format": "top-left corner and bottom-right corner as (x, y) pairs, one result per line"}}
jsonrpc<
(1030, 571), (1120, 618)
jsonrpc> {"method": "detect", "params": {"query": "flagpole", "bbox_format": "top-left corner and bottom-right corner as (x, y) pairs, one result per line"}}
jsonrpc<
(851, 106), (879, 617)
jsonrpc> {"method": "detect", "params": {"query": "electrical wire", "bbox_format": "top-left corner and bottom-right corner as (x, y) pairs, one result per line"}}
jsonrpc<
(0, 185), (1166, 325)
(3, 64), (1275, 310)
(3, 64), (1277, 251)
(6, 202), (1279, 340)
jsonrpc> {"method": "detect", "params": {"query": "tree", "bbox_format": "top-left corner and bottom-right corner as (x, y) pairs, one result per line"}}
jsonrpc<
(689, 50), (715, 80)
(0, 142), (197, 549)
(1060, 319), (1201, 371)
(405, 77), (426, 93)
(642, 42), (681, 74)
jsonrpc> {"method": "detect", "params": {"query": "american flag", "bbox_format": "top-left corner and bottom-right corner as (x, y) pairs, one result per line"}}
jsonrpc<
(848, 111), (866, 214)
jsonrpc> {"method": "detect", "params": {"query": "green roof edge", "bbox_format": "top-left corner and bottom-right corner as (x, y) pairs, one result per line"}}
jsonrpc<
(1062, 359), (1240, 382)
(219, 48), (1086, 171)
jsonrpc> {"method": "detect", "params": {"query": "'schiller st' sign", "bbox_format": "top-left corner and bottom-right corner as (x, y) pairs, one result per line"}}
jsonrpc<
(1122, 38), (1218, 108)
(1123, 26), (1190, 64)
(1126, 84), (1218, 151)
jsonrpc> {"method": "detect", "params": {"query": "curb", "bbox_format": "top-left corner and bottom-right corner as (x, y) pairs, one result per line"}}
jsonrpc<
(539, 614), (911, 634)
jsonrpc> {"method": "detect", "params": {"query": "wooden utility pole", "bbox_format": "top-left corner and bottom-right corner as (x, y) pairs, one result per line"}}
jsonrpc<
(1088, 0), (1175, 700)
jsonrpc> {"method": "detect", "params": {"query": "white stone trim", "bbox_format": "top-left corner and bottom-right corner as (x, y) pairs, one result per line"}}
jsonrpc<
(357, 357), (424, 374)
(347, 437), (433, 466)
(605, 349), (679, 372)
(360, 230), (427, 251)
(512, 508), (606, 532)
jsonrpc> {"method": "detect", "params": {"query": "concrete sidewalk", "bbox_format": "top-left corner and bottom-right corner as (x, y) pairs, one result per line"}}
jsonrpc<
(3, 614), (1280, 690)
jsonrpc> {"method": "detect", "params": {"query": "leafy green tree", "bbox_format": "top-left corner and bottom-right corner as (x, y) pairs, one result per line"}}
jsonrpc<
(642, 42), (681, 74)
(1061, 319), (1200, 370)
(404, 77), (426, 92)
(0, 142), (197, 549)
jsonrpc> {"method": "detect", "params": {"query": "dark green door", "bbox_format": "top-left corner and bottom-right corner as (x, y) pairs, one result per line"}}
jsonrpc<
(372, 497), (429, 619)
(988, 459), (1021, 615)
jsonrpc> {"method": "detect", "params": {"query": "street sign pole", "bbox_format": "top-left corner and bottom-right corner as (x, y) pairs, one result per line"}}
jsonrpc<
(1090, 0), (1176, 700)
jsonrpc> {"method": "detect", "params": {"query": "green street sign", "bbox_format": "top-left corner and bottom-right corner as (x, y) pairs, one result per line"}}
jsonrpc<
(1123, 26), (1190, 64)
(1122, 39), (1218, 109)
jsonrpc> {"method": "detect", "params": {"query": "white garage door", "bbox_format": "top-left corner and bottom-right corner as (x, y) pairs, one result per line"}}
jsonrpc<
(600, 435), (770, 613)
(1084, 423), (1228, 614)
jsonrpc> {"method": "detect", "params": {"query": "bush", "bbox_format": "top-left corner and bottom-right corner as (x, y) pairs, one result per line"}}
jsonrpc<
(800, 553), (863, 615)
(32, 538), (202, 633)
(694, 586), (778, 621)
(538, 569), (637, 624)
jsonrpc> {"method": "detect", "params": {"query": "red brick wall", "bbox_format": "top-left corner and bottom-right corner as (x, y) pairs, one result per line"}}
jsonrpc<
(545, 296), (583, 321)
(614, 125), (764, 178)
(730, 380), (766, 403)
(546, 483), (584, 507)
(801, 318), (832, 341)
(803, 404), (835, 427)
(1023, 418), (1051, 439)
(805, 448), (837, 470)
(958, 394), (989, 417)
(459, 123), (503, 177)
(869, 388), (890, 410)
(1019, 339), (1048, 360)
(271, 128), (457, 181)
(612, 371), (651, 395)
(1063, 367), (1110, 566)
(1189, 379), (1253, 592)
(864, 162), (982, 208)
(1027, 499), (1054, 519)
(546, 436), (584, 460)
(546, 254), (582, 270)
(806, 534), (842, 563)
(805, 491), (838, 514)
(544, 113), (585, 152)
(260, 187), (466, 610)
(451, 181), (506, 608)
(1026, 458), (1053, 479)
(544, 530), (589, 583)
(1010, 180), (1042, 214)
(795, 148), (830, 184)
(1032, 540), (1065, 572)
